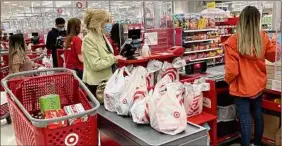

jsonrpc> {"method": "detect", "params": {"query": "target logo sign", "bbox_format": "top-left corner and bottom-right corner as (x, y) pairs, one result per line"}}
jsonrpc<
(65, 133), (79, 146)
(174, 112), (180, 118)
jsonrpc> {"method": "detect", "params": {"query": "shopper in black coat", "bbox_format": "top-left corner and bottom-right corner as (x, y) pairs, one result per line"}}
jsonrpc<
(46, 18), (66, 67)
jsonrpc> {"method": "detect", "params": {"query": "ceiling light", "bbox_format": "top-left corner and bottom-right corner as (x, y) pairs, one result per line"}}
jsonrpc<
(19, 5), (23, 7)
(3, 2), (9, 4)
(16, 10), (21, 11)
(11, 3), (17, 6)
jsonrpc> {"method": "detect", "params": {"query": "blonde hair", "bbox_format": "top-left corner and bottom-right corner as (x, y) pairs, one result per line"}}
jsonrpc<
(237, 6), (262, 57)
(83, 9), (111, 35)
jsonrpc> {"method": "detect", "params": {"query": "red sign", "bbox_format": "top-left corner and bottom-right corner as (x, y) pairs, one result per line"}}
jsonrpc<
(76, 2), (83, 8)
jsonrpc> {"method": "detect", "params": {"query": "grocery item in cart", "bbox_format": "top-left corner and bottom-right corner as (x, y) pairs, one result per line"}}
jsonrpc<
(104, 67), (131, 112)
(64, 103), (88, 125)
(116, 66), (148, 116)
(39, 94), (61, 112)
(148, 76), (186, 135)
(130, 90), (152, 124)
(44, 109), (68, 129)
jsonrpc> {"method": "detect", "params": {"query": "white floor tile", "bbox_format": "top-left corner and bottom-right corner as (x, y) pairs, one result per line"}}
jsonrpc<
(1, 119), (16, 145)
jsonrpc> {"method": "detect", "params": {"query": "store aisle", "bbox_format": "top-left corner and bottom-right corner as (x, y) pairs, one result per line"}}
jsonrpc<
(1, 120), (16, 145)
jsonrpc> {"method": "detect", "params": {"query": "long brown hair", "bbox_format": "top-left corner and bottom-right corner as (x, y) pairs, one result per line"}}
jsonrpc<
(8, 34), (27, 70)
(237, 6), (262, 57)
(66, 18), (81, 48)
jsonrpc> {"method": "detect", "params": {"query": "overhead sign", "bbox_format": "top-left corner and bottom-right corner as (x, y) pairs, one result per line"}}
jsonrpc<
(207, 2), (216, 9)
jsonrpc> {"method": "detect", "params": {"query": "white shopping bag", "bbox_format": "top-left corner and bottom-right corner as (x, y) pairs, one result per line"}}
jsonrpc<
(183, 78), (210, 118)
(146, 60), (163, 89)
(157, 62), (178, 81)
(148, 76), (187, 135)
(104, 67), (130, 112)
(115, 66), (148, 116)
(130, 90), (153, 124)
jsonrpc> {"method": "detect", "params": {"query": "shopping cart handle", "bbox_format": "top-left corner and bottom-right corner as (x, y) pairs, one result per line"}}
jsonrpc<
(1, 68), (100, 128)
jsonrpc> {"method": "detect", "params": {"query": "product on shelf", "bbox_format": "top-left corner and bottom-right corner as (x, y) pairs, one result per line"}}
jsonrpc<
(44, 109), (68, 129)
(64, 103), (88, 125)
(39, 94), (61, 113)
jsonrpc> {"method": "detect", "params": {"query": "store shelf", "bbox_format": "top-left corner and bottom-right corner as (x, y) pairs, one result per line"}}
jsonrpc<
(187, 55), (224, 62)
(262, 95), (281, 112)
(183, 38), (219, 44)
(187, 112), (217, 125)
(219, 34), (233, 37)
(184, 48), (222, 54)
(183, 28), (218, 33)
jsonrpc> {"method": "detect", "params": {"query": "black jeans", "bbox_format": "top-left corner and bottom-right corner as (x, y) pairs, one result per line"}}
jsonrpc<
(234, 95), (263, 146)
(74, 69), (83, 80)
(85, 83), (98, 97)
(51, 49), (58, 67)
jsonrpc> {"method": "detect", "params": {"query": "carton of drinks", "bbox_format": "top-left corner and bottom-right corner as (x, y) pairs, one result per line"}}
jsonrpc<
(64, 103), (88, 125)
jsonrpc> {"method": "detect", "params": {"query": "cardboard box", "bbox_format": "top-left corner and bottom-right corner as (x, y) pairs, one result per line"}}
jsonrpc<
(263, 114), (280, 141)
(64, 103), (88, 125)
(45, 109), (68, 129)
(39, 94), (61, 112)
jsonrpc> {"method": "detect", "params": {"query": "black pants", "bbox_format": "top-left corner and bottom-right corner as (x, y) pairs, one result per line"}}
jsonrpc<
(74, 69), (83, 80)
(85, 83), (98, 97)
(52, 49), (58, 67)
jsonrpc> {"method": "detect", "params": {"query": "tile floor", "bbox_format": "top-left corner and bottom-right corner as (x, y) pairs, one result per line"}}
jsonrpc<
(1, 119), (16, 145)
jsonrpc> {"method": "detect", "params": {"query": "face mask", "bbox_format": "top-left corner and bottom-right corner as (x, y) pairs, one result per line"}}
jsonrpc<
(104, 23), (112, 33)
(57, 27), (65, 31)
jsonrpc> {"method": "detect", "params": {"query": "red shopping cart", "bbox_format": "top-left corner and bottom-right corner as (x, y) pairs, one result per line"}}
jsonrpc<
(0, 66), (11, 124)
(1, 68), (100, 146)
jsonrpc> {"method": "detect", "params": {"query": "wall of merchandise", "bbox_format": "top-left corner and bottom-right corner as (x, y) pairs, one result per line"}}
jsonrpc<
(1, 1), (280, 34)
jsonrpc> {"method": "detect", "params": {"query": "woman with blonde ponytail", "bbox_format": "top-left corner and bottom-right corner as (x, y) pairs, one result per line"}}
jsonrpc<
(224, 6), (278, 146)
(82, 9), (122, 97)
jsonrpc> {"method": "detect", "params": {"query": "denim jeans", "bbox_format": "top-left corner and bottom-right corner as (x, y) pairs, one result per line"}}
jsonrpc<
(234, 95), (264, 146)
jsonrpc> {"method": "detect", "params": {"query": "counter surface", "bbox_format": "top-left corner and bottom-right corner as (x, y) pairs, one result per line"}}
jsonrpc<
(97, 107), (207, 145)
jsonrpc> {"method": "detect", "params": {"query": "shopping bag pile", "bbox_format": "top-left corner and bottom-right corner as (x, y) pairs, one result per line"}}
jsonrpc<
(103, 58), (210, 135)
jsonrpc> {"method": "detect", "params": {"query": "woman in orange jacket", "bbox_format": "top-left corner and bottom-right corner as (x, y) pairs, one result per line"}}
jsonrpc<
(224, 6), (277, 146)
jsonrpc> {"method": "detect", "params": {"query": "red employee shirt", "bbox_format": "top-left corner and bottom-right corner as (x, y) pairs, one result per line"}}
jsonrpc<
(64, 36), (83, 70)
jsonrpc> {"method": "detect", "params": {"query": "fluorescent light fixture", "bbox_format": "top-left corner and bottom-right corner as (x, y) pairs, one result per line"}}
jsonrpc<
(11, 3), (17, 6)
(19, 5), (23, 7)
(3, 1), (9, 4)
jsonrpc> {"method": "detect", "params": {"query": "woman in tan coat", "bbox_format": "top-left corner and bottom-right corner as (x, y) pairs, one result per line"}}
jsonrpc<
(82, 9), (122, 96)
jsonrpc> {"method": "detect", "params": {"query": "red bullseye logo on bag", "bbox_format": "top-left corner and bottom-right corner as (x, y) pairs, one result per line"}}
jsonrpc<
(122, 99), (127, 104)
(64, 133), (79, 146)
(174, 111), (180, 118)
